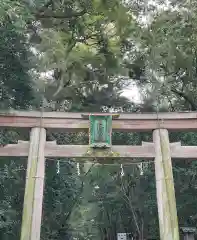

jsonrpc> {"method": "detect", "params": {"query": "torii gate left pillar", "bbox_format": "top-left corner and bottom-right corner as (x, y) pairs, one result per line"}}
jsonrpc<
(20, 127), (46, 240)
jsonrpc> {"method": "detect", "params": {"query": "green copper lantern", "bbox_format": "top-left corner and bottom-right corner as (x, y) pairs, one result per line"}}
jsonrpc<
(89, 114), (112, 148)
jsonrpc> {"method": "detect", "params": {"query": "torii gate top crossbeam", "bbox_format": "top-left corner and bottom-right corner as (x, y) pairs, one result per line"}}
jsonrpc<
(0, 111), (197, 131)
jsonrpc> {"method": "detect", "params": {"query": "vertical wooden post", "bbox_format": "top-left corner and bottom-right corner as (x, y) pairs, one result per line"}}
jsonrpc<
(20, 128), (46, 240)
(153, 129), (179, 240)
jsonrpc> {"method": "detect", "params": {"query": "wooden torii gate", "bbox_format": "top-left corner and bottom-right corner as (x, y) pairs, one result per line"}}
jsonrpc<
(1, 111), (197, 240)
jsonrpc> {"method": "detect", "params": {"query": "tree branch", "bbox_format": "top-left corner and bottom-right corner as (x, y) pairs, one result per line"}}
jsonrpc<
(119, 178), (141, 235)
(35, 9), (86, 19)
(166, 95), (176, 111)
(64, 163), (95, 222)
(171, 88), (197, 110)
(37, 0), (54, 13)
(52, 38), (77, 98)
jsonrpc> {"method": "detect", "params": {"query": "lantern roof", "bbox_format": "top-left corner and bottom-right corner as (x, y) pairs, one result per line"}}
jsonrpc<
(81, 113), (120, 119)
(180, 227), (196, 233)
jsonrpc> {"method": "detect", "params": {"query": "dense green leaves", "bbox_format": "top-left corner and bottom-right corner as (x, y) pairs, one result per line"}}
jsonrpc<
(0, 20), (35, 110)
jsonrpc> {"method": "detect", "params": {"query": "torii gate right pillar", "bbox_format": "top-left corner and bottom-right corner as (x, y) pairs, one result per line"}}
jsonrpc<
(153, 129), (179, 240)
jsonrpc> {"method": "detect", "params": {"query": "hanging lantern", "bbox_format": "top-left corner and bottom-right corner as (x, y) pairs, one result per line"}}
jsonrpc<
(81, 113), (119, 149)
(89, 114), (112, 148)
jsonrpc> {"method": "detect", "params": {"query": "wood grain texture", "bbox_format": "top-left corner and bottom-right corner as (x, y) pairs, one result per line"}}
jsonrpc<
(0, 144), (154, 159)
(1, 142), (197, 159)
(1, 110), (197, 119)
(153, 129), (179, 240)
(20, 128), (46, 240)
(45, 144), (155, 159)
(0, 142), (29, 156)
(1, 111), (197, 131)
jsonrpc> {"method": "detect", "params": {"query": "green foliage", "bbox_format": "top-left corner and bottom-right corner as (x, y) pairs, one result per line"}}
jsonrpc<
(125, 4), (197, 111)
(0, 19), (35, 110)
(0, 158), (26, 240)
(29, 0), (135, 111)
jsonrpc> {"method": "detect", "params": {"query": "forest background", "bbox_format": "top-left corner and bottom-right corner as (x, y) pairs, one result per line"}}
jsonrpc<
(1, 0), (197, 239)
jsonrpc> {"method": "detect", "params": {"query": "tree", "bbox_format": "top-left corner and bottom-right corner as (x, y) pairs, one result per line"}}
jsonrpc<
(124, 3), (197, 111)
(22, 0), (135, 111)
(0, 18), (35, 110)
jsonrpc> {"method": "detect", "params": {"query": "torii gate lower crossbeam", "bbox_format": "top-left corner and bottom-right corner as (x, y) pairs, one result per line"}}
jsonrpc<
(1, 111), (197, 240)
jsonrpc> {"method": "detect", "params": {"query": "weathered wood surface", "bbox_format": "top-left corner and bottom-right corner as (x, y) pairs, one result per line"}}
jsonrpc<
(1, 141), (197, 159)
(1, 111), (197, 131)
(153, 129), (179, 240)
(0, 143), (154, 158)
(1, 110), (197, 119)
(20, 128), (46, 240)
(45, 145), (155, 159)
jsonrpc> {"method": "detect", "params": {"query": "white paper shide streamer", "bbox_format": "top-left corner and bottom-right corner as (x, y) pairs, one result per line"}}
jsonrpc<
(120, 164), (124, 177)
(77, 162), (80, 176)
(57, 160), (60, 174)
